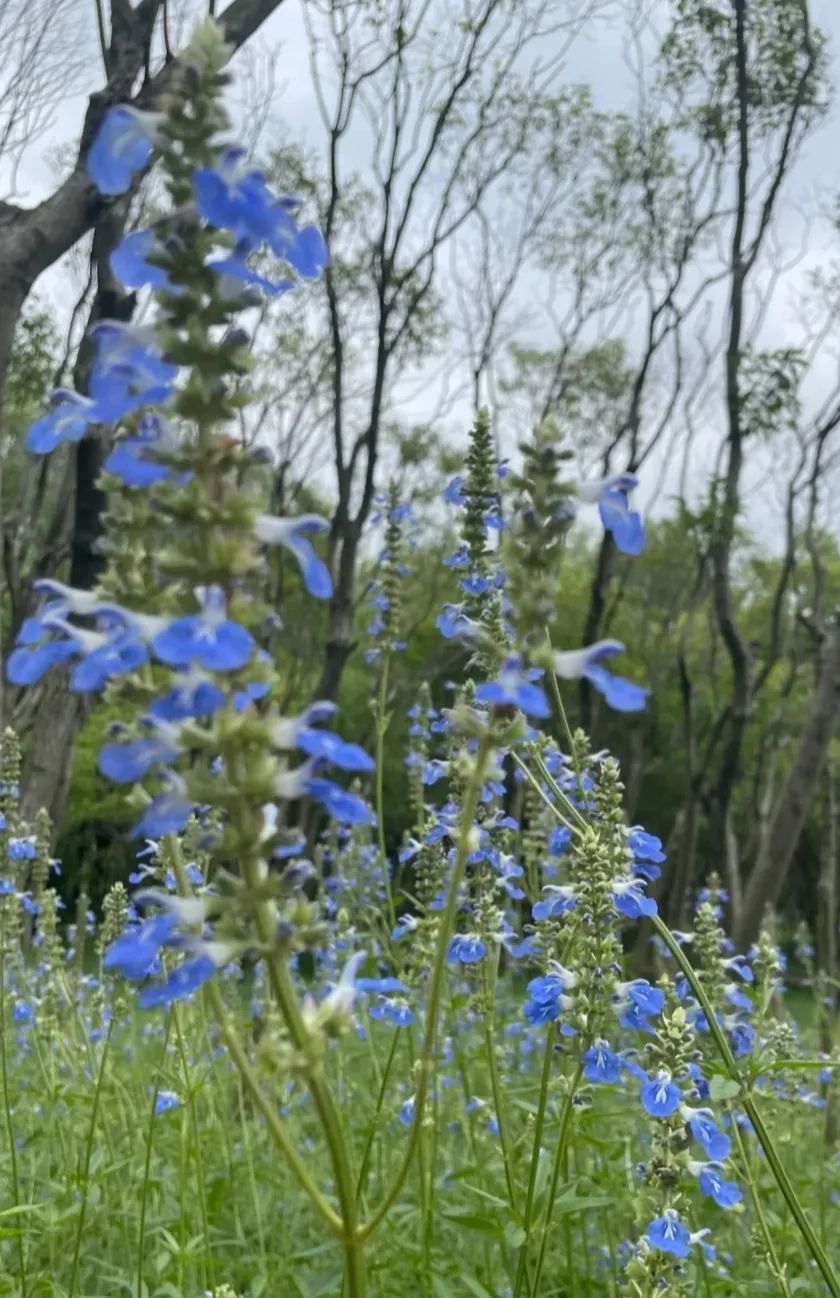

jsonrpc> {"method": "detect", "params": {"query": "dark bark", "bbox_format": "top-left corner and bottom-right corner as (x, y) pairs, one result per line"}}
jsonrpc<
(0, 0), (287, 407)
(1, 0), (289, 825)
(317, 526), (360, 700)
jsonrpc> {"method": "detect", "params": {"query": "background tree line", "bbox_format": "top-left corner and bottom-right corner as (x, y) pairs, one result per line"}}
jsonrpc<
(1, 0), (840, 965)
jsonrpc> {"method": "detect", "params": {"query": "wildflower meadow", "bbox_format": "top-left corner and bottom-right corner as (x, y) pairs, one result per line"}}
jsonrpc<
(1, 3), (840, 1298)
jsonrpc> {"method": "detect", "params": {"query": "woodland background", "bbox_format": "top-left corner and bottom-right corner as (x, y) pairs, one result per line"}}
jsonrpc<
(1, 0), (840, 959)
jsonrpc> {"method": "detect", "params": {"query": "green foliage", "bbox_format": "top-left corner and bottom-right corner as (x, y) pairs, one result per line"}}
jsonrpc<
(660, 0), (830, 144)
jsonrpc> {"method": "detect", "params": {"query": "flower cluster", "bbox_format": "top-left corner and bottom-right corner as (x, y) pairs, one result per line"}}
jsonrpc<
(7, 22), (369, 1015)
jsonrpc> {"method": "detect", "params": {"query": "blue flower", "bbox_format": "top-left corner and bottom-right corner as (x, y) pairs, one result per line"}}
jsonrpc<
(193, 150), (327, 277)
(87, 106), (160, 195)
(152, 587), (254, 672)
(548, 826), (572, 855)
(111, 230), (178, 292)
(475, 661), (550, 719)
(70, 629), (148, 692)
(628, 827), (665, 863)
(31, 579), (99, 618)
(99, 732), (181, 784)
(696, 1163), (741, 1208)
(10, 614), (148, 693)
(88, 322), (177, 420)
(369, 997), (414, 1027)
(723, 955), (754, 984)
(25, 389), (100, 454)
(148, 673), (226, 722)
(552, 640), (649, 712)
(104, 413), (184, 488)
(730, 1021), (755, 1057)
(436, 605), (470, 639)
(524, 967), (575, 1026)
(647, 1209), (690, 1258)
(154, 1090), (182, 1116)
(254, 514), (332, 598)
(103, 913), (177, 980)
(391, 915), (418, 941)
(294, 728), (374, 772)
(686, 1108), (731, 1160)
(209, 251), (293, 300)
(356, 976), (409, 995)
(285, 225), (328, 279)
(640, 1070), (681, 1117)
(448, 934), (487, 964)
(578, 473), (645, 556)
(599, 488), (645, 556)
(532, 885), (577, 923)
(583, 1039), (622, 1085)
(612, 878), (657, 920)
(8, 838), (36, 861)
(617, 979), (664, 1032)
(726, 984), (752, 1011)
(444, 476), (465, 505)
(132, 781), (195, 838)
(422, 759), (449, 786)
(305, 778), (376, 825)
(6, 637), (79, 685)
(139, 954), (217, 1008)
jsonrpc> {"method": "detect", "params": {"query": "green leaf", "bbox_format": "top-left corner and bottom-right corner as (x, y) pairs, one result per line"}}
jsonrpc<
(461, 1276), (498, 1298)
(553, 1193), (614, 1215)
(504, 1220), (527, 1249)
(439, 1211), (502, 1235)
(708, 1075), (741, 1101)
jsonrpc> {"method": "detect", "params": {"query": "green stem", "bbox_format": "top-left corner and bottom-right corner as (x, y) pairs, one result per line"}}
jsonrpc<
(482, 950), (517, 1207)
(360, 735), (492, 1240)
(203, 978), (343, 1235)
(0, 947), (26, 1298)
(375, 654), (397, 928)
(237, 1075), (269, 1279)
(511, 752), (578, 835)
(513, 1026), (556, 1298)
(529, 747), (589, 831)
(530, 1063), (583, 1298)
(172, 1005), (214, 1293)
(355, 1027), (401, 1206)
(730, 1103), (792, 1298)
(137, 1011), (174, 1298)
(167, 838), (346, 1241)
(652, 914), (840, 1298)
(260, 947), (366, 1295)
(68, 1020), (115, 1298)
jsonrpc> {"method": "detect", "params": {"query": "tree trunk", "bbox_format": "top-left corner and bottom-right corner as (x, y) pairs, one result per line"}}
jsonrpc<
(735, 617), (840, 949)
(3, 0), (290, 827)
(818, 761), (839, 1145)
(19, 668), (86, 825)
(317, 527), (359, 700)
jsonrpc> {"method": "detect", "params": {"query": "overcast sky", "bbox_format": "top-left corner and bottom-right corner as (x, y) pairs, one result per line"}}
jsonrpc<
(10, 0), (840, 539)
